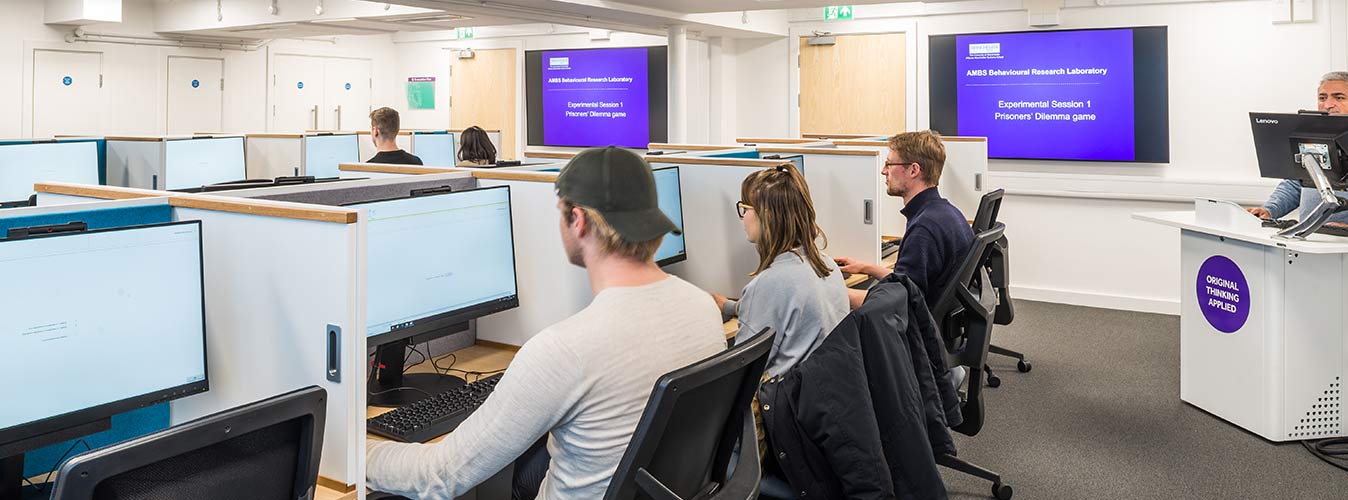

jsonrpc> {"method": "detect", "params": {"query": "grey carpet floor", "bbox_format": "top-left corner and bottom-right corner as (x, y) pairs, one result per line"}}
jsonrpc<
(939, 300), (1348, 499)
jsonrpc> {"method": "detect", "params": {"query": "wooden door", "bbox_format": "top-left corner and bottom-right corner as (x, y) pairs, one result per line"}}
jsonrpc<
(450, 48), (516, 159)
(799, 33), (906, 137)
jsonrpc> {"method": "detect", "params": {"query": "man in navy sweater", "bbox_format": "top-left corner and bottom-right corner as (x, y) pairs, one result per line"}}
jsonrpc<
(836, 130), (975, 310)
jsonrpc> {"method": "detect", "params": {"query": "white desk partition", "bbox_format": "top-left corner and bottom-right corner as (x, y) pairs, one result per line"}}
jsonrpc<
(245, 134), (304, 180)
(0, 141), (100, 201)
(472, 171), (594, 347)
(106, 137), (166, 189)
(646, 157), (782, 297)
(356, 131), (412, 163)
(750, 148), (884, 267)
(835, 137), (988, 238)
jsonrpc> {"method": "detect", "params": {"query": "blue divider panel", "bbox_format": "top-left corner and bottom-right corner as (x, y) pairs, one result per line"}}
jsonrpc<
(0, 203), (175, 477)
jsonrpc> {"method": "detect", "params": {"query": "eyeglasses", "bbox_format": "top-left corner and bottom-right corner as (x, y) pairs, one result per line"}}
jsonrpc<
(884, 161), (917, 169)
(735, 201), (753, 218)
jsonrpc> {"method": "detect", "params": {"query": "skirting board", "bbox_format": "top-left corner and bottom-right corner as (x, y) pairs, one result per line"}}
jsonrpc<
(1014, 286), (1179, 316)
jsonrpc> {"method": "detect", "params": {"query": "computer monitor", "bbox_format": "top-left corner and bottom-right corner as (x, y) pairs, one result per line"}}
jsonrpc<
(0, 221), (208, 497)
(49, 386), (325, 500)
(652, 166), (687, 266)
(0, 141), (100, 202)
(348, 186), (520, 406)
(761, 154), (805, 176)
(1251, 112), (1348, 189)
(303, 134), (359, 179)
(413, 132), (456, 166)
(164, 137), (247, 190)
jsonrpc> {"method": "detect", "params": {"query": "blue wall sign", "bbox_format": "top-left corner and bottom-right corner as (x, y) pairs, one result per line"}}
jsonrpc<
(1197, 255), (1250, 334)
(345, 82), (352, 90)
(191, 79), (200, 88)
(62, 76), (72, 86)
(297, 81), (304, 89)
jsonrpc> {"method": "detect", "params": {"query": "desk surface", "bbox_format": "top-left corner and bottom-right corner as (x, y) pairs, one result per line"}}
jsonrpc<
(1134, 211), (1348, 254)
(843, 250), (899, 288)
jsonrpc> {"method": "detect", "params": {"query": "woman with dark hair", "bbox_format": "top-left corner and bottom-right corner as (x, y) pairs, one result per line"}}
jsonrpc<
(713, 163), (848, 377)
(456, 126), (497, 166)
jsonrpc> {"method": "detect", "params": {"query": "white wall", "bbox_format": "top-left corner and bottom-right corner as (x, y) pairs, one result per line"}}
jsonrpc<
(0, 0), (399, 137)
(730, 0), (1347, 313)
(732, 36), (791, 139)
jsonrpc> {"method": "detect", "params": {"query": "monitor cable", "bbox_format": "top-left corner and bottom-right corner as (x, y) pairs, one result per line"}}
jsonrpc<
(1303, 438), (1348, 473)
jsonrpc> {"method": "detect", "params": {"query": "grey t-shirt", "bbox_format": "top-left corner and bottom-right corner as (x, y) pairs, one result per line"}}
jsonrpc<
(725, 250), (850, 378)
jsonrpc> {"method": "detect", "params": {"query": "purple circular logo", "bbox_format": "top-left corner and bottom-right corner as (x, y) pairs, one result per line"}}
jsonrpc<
(1197, 255), (1249, 334)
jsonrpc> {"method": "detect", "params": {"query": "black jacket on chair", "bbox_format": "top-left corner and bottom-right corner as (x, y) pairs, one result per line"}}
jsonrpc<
(876, 274), (965, 440)
(758, 279), (951, 500)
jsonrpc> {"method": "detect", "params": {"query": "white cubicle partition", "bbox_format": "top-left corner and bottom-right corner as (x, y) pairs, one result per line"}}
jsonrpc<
(107, 136), (247, 190)
(750, 147), (884, 266)
(33, 182), (369, 491)
(246, 134), (302, 179)
(647, 157), (785, 297)
(106, 137), (166, 189)
(411, 131), (456, 167)
(835, 137), (989, 237)
(355, 131), (411, 162)
(472, 170), (594, 347)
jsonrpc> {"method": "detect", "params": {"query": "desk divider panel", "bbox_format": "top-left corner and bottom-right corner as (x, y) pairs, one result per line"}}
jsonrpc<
(0, 199), (176, 479)
(167, 198), (366, 490)
(647, 157), (781, 297)
(240, 172), (476, 207)
(835, 137), (988, 237)
(338, 162), (461, 179)
(106, 139), (164, 189)
(472, 171), (594, 347)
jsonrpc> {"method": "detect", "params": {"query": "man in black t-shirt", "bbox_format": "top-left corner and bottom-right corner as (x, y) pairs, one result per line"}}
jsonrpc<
(367, 107), (423, 165)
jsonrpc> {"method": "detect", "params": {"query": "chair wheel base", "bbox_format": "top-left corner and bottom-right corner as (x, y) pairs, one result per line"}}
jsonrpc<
(1017, 360), (1032, 373)
(986, 374), (1001, 388)
(992, 482), (1013, 499)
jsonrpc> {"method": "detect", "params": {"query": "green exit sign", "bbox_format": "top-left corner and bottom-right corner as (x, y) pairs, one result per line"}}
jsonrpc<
(456, 27), (475, 39)
(824, 5), (854, 20)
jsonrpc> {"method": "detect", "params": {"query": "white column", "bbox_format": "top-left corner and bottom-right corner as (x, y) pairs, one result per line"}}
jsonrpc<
(667, 26), (689, 144)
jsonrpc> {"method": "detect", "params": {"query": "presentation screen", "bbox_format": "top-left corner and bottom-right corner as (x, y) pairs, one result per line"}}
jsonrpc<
(165, 137), (246, 189)
(525, 46), (669, 148)
(354, 186), (519, 344)
(929, 27), (1169, 162)
(0, 141), (100, 201)
(652, 166), (685, 266)
(305, 134), (359, 178)
(0, 221), (207, 441)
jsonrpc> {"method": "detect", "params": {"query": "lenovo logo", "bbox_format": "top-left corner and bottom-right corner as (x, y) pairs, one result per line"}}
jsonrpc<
(1255, 118), (1279, 125)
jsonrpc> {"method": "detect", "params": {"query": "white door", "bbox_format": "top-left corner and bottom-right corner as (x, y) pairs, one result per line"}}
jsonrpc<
(324, 58), (371, 131)
(33, 50), (103, 137)
(167, 56), (224, 135)
(272, 54), (325, 132)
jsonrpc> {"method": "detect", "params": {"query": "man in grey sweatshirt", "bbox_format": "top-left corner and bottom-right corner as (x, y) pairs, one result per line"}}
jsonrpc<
(365, 147), (726, 499)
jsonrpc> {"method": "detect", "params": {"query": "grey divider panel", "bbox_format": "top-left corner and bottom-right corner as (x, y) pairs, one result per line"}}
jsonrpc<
(474, 177), (593, 347)
(771, 151), (883, 266)
(167, 201), (366, 488)
(237, 172), (476, 207)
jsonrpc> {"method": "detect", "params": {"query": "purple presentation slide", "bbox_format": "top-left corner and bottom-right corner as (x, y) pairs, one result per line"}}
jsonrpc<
(541, 47), (649, 148)
(956, 29), (1135, 161)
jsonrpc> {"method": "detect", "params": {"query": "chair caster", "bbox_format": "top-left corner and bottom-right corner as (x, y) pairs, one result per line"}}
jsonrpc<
(1017, 360), (1032, 373)
(986, 373), (1001, 388)
(992, 482), (1013, 500)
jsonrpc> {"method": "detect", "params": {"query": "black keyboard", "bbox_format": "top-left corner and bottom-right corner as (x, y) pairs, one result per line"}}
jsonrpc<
(367, 373), (503, 443)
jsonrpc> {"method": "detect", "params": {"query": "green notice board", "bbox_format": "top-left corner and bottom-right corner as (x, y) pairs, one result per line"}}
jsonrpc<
(407, 77), (436, 110)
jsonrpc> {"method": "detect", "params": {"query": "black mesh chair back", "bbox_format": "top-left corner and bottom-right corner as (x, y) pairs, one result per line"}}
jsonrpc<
(50, 386), (326, 500)
(604, 328), (776, 500)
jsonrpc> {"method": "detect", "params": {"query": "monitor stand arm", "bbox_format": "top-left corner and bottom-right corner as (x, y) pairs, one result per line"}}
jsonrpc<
(1276, 153), (1348, 240)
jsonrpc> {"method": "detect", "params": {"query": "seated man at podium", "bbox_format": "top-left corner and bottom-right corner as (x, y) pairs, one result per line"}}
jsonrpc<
(1247, 72), (1348, 225)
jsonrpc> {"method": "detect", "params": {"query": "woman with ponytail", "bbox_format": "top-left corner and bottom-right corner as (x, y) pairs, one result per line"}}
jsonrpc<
(713, 163), (849, 377)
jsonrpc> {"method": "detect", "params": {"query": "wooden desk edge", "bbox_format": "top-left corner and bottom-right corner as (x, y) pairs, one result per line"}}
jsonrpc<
(172, 196), (359, 224)
(647, 143), (740, 151)
(471, 170), (560, 182)
(646, 156), (781, 167)
(757, 147), (877, 157)
(36, 182), (165, 199)
(734, 137), (816, 144)
(522, 151), (576, 159)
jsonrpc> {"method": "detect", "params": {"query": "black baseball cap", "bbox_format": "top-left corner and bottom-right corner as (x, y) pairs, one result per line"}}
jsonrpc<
(556, 146), (680, 242)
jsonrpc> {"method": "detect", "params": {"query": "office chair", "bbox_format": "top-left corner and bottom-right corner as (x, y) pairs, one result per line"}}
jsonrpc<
(604, 328), (776, 500)
(971, 189), (1029, 387)
(49, 386), (326, 500)
(931, 223), (1014, 500)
